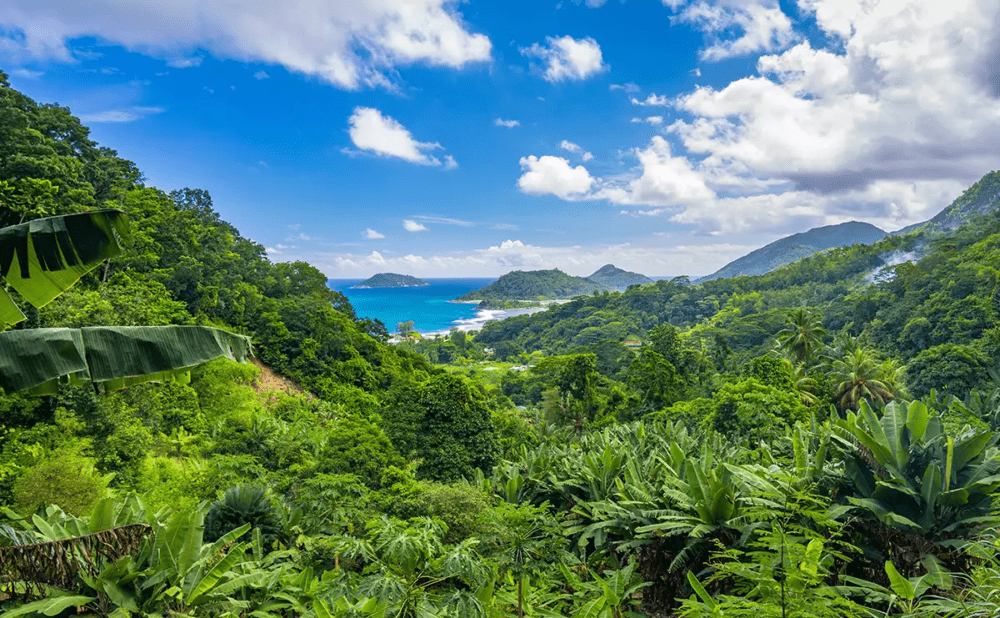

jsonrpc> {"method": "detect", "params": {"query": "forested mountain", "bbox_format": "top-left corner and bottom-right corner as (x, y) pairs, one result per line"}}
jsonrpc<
(353, 272), (429, 288)
(454, 267), (609, 300)
(6, 71), (1000, 618)
(915, 170), (1000, 233)
(586, 263), (653, 289)
(699, 220), (887, 282)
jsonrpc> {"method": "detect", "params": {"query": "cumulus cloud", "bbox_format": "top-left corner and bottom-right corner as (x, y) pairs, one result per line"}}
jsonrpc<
(667, 0), (797, 61)
(253, 70), (269, 79)
(631, 93), (670, 106)
(559, 140), (594, 161)
(365, 228), (385, 239)
(517, 155), (595, 199)
(403, 219), (428, 232)
(631, 116), (664, 125)
(347, 107), (452, 166)
(495, 118), (520, 128)
(669, 0), (1000, 191)
(521, 35), (607, 82)
(518, 0), (1000, 237)
(0, 0), (491, 89)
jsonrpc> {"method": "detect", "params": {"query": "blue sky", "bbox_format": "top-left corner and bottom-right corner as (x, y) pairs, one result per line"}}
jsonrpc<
(2, 0), (999, 277)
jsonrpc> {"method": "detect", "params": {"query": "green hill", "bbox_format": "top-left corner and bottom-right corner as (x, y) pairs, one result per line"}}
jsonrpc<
(455, 269), (609, 301)
(353, 273), (429, 288)
(585, 264), (653, 289)
(698, 220), (887, 282)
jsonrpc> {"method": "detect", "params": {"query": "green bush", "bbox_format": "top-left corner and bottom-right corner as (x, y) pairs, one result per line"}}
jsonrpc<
(13, 446), (112, 515)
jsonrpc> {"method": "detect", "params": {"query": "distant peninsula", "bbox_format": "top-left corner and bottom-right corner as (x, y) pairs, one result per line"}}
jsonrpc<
(353, 273), (430, 289)
(455, 268), (611, 302)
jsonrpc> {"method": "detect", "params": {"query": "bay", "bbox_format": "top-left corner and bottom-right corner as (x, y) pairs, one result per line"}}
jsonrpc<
(328, 278), (497, 335)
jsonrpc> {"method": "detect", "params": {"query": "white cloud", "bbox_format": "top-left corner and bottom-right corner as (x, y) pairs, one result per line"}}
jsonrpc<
(610, 82), (640, 93)
(0, 0), (491, 89)
(630, 93), (670, 106)
(631, 116), (664, 125)
(668, 0), (1000, 189)
(347, 107), (451, 166)
(403, 219), (428, 232)
(521, 35), (607, 82)
(78, 106), (165, 123)
(299, 237), (760, 278)
(365, 228), (385, 239)
(517, 155), (595, 199)
(253, 70), (270, 79)
(11, 68), (42, 78)
(415, 215), (475, 226)
(519, 0), (1000, 238)
(559, 140), (594, 161)
(495, 118), (520, 128)
(667, 0), (798, 61)
(597, 136), (716, 206)
(443, 154), (458, 170)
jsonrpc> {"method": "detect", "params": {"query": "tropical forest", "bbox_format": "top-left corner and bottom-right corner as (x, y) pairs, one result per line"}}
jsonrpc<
(3, 51), (1000, 618)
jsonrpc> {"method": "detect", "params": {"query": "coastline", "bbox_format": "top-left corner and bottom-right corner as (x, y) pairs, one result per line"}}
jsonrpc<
(420, 306), (548, 337)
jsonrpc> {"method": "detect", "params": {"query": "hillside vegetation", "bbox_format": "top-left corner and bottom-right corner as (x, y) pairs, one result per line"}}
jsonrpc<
(5, 73), (1000, 618)
(454, 267), (610, 301)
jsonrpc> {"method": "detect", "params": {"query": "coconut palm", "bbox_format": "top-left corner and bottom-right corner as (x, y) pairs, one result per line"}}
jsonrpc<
(776, 308), (827, 366)
(831, 348), (894, 412)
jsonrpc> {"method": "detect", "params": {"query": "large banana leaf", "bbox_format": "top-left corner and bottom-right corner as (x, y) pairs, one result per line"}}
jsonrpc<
(0, 325), (252, 394)
(0, 209), (131, 326)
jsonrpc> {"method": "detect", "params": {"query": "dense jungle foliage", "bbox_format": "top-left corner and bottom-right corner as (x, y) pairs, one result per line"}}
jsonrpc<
(3, 70), (1000, 618)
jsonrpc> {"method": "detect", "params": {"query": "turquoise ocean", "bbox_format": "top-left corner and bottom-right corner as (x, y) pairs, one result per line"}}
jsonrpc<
(328, 278), (498, 335)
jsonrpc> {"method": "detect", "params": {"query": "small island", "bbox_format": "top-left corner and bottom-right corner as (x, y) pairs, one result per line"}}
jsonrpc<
(352, 273), (430, 289)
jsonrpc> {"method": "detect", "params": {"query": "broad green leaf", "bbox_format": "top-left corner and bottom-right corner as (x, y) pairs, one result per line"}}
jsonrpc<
(2, 595), (96, 617)
(906, 400), (930, 441)
(186, 542), (248, 605)
(0, 286), (24, 326)
(0, 325), (251, 394)
(687, 571), (717, 609)
(919, 554), (953, 593)
(920, 462), (942, 528)
(880, 401), (909, 468)
(89, 497), (115, 533)
(885, 561), (915, 600)
(800, 538), (823, 577)
(0, 210), (131, 323)
(952, 431), (992, 471)
(575, 596), (608, 618)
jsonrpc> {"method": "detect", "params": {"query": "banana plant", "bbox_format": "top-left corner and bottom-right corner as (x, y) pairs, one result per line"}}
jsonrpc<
(326, 517), (494, 618)
(139, 509), (255, 616)
(832, 399), (1000, 541)
(0, 209), (253, 395)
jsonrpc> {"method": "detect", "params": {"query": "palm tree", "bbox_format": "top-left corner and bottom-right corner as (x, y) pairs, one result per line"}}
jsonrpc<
(775, 308), (827, 366)
(832, 348), (894, 412)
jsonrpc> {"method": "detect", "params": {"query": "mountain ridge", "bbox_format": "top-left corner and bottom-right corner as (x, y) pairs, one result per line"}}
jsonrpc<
(697, 220), (888, 282)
